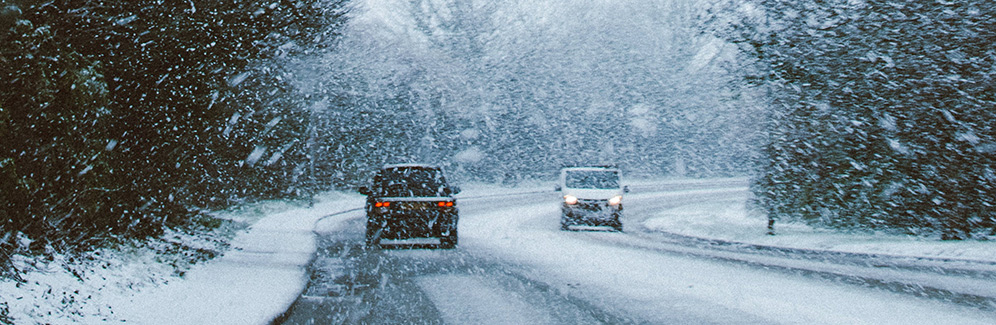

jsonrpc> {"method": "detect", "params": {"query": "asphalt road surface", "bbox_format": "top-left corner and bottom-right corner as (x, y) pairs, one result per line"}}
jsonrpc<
(278, 180), (996, 324)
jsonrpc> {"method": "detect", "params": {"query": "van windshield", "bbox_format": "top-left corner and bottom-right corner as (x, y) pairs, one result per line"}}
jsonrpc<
(565, 170), (619, 189)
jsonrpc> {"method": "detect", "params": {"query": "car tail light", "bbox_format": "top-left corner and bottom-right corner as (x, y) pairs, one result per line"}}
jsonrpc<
(374, 201), (391, 208)
(437, 201), (454, 207)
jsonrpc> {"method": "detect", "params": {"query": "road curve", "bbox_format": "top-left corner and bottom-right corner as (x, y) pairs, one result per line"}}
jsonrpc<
(277, 180), (996, 324)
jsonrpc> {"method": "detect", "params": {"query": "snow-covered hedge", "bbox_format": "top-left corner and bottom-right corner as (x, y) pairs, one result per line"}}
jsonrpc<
(716, 0), (996, 238)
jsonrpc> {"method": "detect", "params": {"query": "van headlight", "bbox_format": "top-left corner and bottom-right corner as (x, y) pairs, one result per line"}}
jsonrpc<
(564, 195), (578, 205)
(608, 195), (622, 206)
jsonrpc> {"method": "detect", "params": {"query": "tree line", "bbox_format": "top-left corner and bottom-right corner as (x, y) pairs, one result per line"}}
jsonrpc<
(1, 0), (348, 273)
(712, 0), (996, 238)
(305, 0), (763, 187)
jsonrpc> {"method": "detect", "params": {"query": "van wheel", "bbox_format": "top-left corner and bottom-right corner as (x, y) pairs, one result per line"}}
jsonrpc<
(611, 213), (623, 232)
(560, 212), (572, 231)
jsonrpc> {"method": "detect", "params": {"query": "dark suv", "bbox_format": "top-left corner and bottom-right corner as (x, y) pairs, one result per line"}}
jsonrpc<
(358, 164), (460, 248)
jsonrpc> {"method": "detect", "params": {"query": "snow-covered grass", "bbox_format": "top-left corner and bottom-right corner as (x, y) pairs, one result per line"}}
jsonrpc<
(643, 192), (996, 262)
(0, 191), (360, 324)
(0, 224), (236, 324)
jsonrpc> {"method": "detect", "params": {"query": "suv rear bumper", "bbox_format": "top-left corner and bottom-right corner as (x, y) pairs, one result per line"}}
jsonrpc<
(367, 209), (458, 239)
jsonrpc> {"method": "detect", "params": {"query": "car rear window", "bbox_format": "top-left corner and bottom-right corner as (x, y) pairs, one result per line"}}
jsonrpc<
(377, 167), (448, 197)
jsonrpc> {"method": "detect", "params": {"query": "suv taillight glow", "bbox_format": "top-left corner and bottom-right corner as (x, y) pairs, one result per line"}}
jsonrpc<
(437, 201), (454, 207)
(374, 202), (391, 208)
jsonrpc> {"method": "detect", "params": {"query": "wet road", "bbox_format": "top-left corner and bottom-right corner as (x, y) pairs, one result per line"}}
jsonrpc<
(278, 179), (996, 324)
(279, 181), (748, 324)
(279, 225), (630, 324)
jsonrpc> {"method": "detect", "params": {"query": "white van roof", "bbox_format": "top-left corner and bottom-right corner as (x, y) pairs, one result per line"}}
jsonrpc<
(561, 166), (619, 172)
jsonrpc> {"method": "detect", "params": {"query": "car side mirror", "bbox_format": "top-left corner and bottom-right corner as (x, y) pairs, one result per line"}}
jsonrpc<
(358, 186), (372, 196)
(554, 185), (562, 191)
(623, 185), (630, 193)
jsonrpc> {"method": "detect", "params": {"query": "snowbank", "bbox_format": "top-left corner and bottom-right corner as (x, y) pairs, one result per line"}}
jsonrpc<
(110, 192), (360, 324)
(641, 186), (996, 263)
(0, 191), (359, 324)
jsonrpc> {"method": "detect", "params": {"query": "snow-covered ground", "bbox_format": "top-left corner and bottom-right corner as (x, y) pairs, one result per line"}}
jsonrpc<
(457, 179), (996, 324)
(0, 191), (361, 324)
(1, 178), (994, 324)
(635, 179), (996, 262)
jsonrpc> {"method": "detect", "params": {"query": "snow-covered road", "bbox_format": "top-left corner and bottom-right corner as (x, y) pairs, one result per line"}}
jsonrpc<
(278, 180), (996, 324)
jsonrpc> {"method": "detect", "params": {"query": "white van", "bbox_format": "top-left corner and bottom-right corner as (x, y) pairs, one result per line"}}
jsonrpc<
(555, 166), (628, 231)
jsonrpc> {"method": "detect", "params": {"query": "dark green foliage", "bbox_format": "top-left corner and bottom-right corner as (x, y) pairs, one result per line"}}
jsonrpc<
(1, 17), (115, 248)
(1, 0), (348, 266)
(720, 0), (996, 237)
